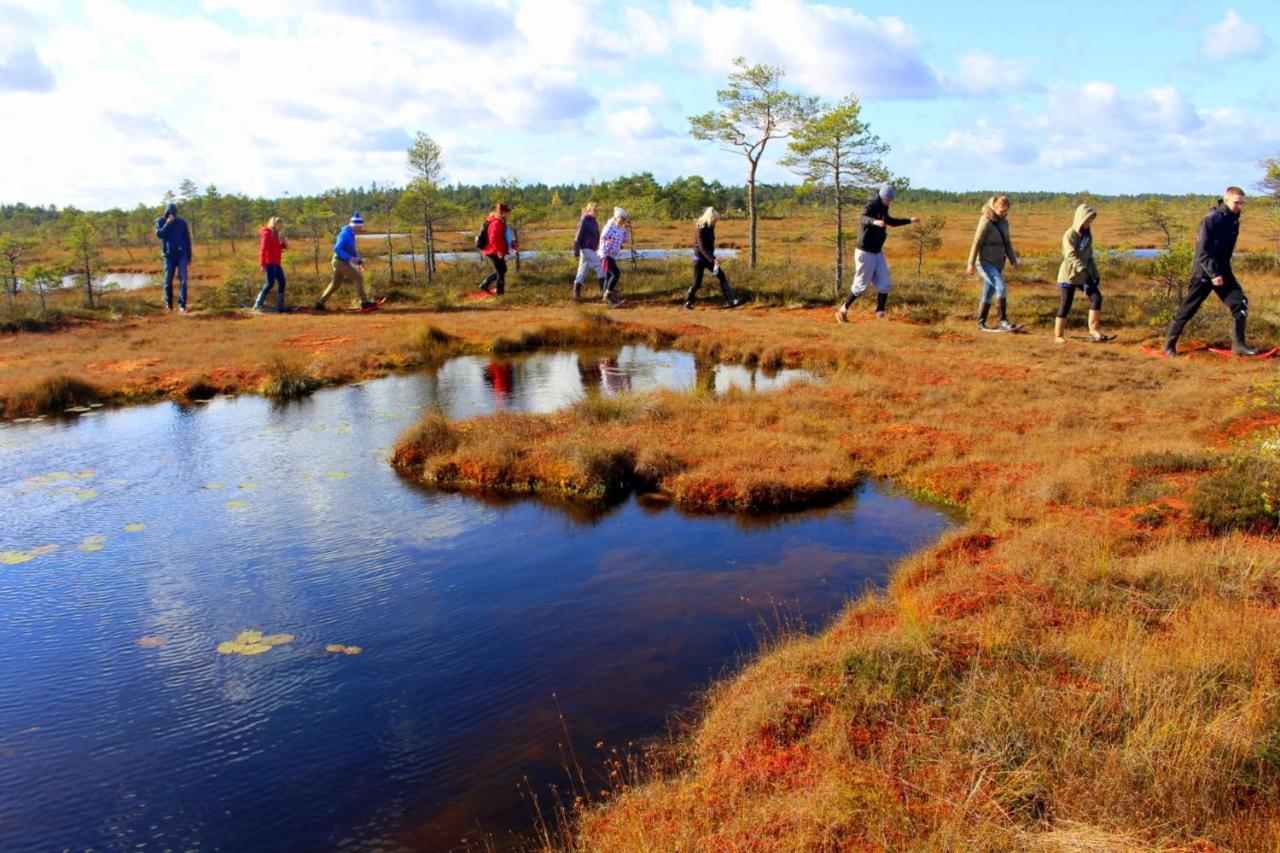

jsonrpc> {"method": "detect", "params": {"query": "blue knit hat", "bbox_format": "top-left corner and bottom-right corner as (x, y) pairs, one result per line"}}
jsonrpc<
(878, 185), (895, 201)
(349, 211), (364, 226)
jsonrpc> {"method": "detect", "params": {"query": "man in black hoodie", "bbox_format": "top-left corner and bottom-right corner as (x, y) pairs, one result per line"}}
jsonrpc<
(837, 184), (917, 323)
(155, 202), (194, 313)
(1164, 187), (1256, 357)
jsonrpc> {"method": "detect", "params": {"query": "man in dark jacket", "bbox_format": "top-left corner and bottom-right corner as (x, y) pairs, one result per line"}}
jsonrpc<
(1164, 187), (1255, 357)
(155, 202), (193, 312)
(837, 184), (917, 323)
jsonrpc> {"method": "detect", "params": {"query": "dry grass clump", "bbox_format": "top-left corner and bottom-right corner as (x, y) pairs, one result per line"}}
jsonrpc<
(258, 358), (321, 400)
(408, 324), (457, 364)
(2, 374), (100, 417)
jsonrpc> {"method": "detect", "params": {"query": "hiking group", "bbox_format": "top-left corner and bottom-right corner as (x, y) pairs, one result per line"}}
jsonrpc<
(155, 182), (1262, 355)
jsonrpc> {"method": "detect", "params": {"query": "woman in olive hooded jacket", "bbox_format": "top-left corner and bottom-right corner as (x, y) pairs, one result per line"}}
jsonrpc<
(1054, 203), (1111, 343)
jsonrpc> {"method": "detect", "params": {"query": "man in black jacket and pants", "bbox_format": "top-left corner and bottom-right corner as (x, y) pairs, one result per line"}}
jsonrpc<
(1164, 187), (1257, 357)
(837, 185), (917, 323)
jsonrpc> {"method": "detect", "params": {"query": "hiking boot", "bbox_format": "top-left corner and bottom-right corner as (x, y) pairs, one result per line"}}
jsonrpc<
(835, 307), (848, 324)
(313, 301), (329, 312)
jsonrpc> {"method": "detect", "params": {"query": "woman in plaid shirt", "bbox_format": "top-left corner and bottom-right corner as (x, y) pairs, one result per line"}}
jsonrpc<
(597, 207), (630, 308)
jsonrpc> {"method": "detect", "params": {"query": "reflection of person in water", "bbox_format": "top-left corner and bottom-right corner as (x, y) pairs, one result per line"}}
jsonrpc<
(578, 356), (604, 393)
(598, 357), (631, 395)
(483, 362), (515, 409)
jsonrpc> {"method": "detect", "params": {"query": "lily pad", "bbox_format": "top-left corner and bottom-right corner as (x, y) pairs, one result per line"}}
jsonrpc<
(217, 629), (293, 657)
(216, 641), (240, 654)
(123, 523), (146, 533)
(73, 490), (98, 501)
(84, 535), (107, 545)
(238, 483), (258, 490)
(27, 545), (57, 556)
(75, 470), (96, 479)
(78, 536), (106, 552)
(226, 500), (248, 510)
(136, 636), (167, 648)
(342, 646), (363, 655)
(239, 643), (272, 656)
(326, 471), (350, 480)
(234, 630), (264, 644)
(0, 550), (34, 565)
(261, 633), (295, 647)
(204, 482), (228, 490)
(325, 643), (363, 655)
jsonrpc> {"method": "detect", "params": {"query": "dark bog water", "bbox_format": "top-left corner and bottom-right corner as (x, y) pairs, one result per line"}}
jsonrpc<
(0, 348), (954, 851)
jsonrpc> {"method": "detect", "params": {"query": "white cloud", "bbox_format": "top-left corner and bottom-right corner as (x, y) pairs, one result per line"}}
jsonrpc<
(603, 106), (675, 141)
(1202, 10), (1272, 61)
(910, 81), (1280, 194)
(663, 0), (940, 99)
(947, 52), (1038, 97)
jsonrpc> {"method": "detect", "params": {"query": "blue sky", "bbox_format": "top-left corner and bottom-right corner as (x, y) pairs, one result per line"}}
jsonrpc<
(1, 0), (1277, 208)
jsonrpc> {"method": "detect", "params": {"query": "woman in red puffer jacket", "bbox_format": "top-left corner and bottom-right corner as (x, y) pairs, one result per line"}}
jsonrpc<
(253, 217), (289, 311)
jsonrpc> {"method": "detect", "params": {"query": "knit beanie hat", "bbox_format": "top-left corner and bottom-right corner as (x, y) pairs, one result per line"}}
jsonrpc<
(350, 211), (364, 226)
(613, 207), (628, 220)
(878, 185), (895, 201)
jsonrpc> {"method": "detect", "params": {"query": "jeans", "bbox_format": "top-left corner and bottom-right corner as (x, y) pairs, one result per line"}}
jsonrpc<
(481, 255), (507, 294)
(254, 264), (286, 309)
(163, 254), (189, 309)
(978, 262), (1007, 302)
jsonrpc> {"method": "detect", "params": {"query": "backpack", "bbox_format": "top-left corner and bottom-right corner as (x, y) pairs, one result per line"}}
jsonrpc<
(474, 220), (490, 251)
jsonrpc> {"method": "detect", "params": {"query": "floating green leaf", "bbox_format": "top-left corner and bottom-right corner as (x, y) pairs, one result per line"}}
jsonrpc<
(27, 545), (57, 556)
(226, 500), (248, 510)
(123, 523), (146, 533)
(326, 471), (349, 480)
(73, 490), (98, 502)
(204, 482), (228, 490)
(0, 550), (34, 565)
(218, 629), (293, 657)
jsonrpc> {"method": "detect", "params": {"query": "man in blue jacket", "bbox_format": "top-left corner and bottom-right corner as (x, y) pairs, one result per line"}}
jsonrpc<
(836, 185), (918, 323)
(314, 212), (375, 311)
(1163, 187), (1256, 357)
(155, 202), (193, 312)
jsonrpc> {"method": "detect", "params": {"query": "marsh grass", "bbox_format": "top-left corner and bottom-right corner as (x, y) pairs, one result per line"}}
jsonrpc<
(258, 358), (321, 400)
(1, 374), (100, 417)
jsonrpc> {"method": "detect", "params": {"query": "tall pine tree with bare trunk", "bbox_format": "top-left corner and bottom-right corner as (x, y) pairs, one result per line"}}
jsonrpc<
(689, 58), (817, 269)
(780, 95), (890, 295)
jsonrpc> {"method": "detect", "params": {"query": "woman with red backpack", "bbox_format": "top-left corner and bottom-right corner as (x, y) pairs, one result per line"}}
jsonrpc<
(478, 203), (517, 295)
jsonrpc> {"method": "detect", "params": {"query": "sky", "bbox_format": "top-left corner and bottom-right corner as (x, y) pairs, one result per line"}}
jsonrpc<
(1, 0), (1278, 210)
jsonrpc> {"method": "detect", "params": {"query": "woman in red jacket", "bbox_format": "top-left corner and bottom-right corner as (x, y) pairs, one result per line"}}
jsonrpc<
(479, 203), (517, 295)
(252, 216), (289, 311)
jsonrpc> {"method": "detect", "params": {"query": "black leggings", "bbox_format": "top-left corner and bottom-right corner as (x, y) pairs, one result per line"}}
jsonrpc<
(689, 258), (734, 301)
(1057, 284), (1102, 318)
(481, 255), (507, 294)
(602, 257), (621, 296)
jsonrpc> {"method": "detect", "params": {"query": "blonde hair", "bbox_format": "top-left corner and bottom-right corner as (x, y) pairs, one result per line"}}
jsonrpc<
(696, 207), (719, 228)
(983, 195), (1010, 220)
(582, 202), (598, 216)
(265, 216), (284, 231)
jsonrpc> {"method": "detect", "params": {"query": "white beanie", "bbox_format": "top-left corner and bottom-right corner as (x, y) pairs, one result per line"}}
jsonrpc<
(613, 207), (628, 220)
